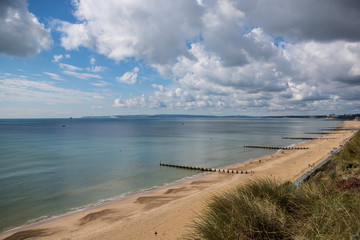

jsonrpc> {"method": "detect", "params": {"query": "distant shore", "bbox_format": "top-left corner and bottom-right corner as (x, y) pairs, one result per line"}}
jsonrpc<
(1, 121), (360, 240)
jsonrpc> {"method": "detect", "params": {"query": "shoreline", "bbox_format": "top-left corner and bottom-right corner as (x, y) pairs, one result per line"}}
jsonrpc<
(1, 121), (360, 240)
(0, 150), (279, 234)
(0, 171), (207, 234)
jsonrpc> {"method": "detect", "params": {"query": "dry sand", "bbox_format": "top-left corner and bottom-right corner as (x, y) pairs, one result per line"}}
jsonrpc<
(1, 121), (360, 240)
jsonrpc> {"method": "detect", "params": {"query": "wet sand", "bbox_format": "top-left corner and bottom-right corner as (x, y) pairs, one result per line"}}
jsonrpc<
(1, 121), (359, 240)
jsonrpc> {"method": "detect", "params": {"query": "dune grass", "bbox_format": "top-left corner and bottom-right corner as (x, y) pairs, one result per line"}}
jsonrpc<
(187, 130), (360, 240)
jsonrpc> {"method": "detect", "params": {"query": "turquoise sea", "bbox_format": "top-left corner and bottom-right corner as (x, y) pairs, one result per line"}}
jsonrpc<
(0, 117), (340, 231)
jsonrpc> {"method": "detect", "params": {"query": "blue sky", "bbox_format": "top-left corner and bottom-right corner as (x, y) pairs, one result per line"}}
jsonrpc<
(1, 0), (360, 118)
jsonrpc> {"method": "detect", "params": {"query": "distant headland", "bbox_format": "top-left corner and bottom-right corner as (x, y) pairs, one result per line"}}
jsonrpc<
(81, 113), (360, 120)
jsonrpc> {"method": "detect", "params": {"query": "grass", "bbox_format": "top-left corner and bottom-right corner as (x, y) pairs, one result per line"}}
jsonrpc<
(187, 129), (360, 240)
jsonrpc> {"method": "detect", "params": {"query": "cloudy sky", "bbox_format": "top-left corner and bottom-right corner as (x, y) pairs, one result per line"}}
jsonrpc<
(1, 0), (360, 118)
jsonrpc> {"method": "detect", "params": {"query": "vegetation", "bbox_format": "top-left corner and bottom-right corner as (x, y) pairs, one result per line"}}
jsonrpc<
(187, 130), (360, 240)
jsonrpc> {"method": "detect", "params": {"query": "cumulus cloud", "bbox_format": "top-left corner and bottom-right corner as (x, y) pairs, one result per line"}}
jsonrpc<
(114, 35), (360, 113)
(116, 67), (139, 84)
(113, 86), (275, 112)
(285, 41), (360, 100)
(60, 0), (360, 114)
(58, 0), (203, 64)
(114, 85), (241, 111)
(0, 0), (52, 57)
(247, 0), (360, 42)
(172, 40), (288, 93)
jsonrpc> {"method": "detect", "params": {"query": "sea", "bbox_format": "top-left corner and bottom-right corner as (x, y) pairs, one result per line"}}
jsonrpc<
(0, 117), (341, 231)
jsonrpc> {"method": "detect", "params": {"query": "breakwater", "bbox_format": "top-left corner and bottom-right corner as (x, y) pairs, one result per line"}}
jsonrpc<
(282, 137), (337, 140)
(160, 162), (251, 174)
(244, 145), (308, 150)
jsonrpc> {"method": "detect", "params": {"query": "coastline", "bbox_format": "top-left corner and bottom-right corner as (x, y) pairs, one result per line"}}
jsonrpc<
(1, 121), (360, 240)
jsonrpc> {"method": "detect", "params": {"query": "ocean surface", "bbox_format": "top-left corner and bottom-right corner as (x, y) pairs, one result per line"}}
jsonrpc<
(0, 117), (340, 231)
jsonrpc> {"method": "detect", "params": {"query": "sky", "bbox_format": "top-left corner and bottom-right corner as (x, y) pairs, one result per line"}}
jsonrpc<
(1, 0), (360, 118)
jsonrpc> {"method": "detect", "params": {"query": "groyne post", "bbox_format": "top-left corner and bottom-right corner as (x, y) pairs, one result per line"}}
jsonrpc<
(160, 162), (249, 174)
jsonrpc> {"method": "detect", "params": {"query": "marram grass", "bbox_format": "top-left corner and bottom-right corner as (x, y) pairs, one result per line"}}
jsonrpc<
(186, 178), (360, 240)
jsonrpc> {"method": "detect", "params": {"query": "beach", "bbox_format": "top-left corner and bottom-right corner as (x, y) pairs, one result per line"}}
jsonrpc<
(1, 120), (360, 240)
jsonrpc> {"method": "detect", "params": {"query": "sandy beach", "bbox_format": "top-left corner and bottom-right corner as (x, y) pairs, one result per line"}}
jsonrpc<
(1, 121), (360, 240)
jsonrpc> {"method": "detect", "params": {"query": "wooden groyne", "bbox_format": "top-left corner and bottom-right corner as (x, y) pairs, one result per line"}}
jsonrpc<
(282, 137), (316, 140)
(305, 132), (330, 135)
(160, 162), (252, 174)
(282, 137), (337, 140)
(244, 145), (308, 150)
(320, 128), (360, 131)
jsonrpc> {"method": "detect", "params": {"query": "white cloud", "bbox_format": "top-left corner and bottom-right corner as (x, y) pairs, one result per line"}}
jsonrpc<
(0, 77), (102, 104)
(114, 85), (226, 111)
(52, 54), (63, 63)
(58, 21), (94, 50)
(218, 0), (245, 20)
(59, 63), (83, 71)
(172, 41), (288, 94)
(52, 54), (70, 63)
(59, 0), (360, 114)
(0, 0), (52, 57)
(90, 80), (111, 87)
(62, 70), (102, 80)
(90, 57), (96, 65)
(116, 67), (139, 84)
(59, 62), (104, 80)
(284, 40), (360, 100)
(86, 58), (107, 72)
(113, 94), (163, 109)
(43, 72), (64, 81)
(288, 81), (322, 101)
(113, 37), (360, 113)
(87, 66), (107, 73)
(58, 0), (203, 64)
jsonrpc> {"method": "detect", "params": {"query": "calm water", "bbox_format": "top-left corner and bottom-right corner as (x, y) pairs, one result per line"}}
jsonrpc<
(0, 117), (340, 231)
